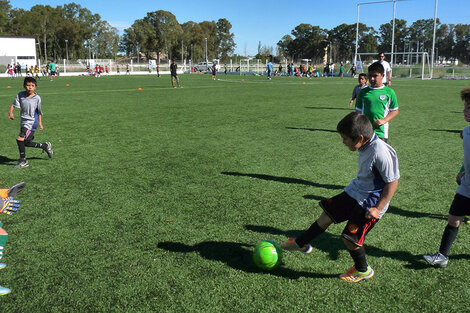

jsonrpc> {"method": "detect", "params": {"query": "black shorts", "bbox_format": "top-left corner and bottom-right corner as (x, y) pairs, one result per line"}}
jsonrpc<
(449, 193), (470, 216)
(171, 74), (179, 82)
(18, 127), (35, 141)
(319, 192), (378, 247)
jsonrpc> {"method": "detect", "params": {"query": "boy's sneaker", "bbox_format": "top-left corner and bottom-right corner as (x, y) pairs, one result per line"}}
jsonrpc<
(0, 286), (11, 296)
(422, 252), (449, 268)
(7, 182), (25, 198)
(13, 160), (29, 169)
(339, 266), (374, 282)
(43, 142), (53, 158)
(280, 237), (313, 254)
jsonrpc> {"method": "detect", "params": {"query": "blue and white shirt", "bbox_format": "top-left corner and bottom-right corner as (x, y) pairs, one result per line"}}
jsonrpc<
(457, 126), (470, 198)
(344, 134), (400, 218)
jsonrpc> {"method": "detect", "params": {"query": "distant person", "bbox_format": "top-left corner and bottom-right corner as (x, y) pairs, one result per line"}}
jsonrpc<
(116, 64), (120, 74)
(212, 63), (217, 80)
(224, 64), (228, 75)
(156, 63), (160, 77)
(8, 77), (53, 169)
(378, 52), (392, 87)
(278, 64), (283, 75)
(323, 63), (329, 77)
(126, 64), (130, 75)
(170, 60), (181, 88)
(339, 63), (345, 78)
(281, 111), (399, 282)
(266, 61), (273, 80)
(355, 62), (399, 142)
(422, 87), (470, 268)
(330, 63), (335, 77)
(349, 73), (368, 107)
(48, 61), (56, 81)
(350, 64), (357, 78)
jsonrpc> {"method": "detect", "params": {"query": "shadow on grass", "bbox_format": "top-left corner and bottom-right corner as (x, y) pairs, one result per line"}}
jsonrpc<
(305, 106), (351, 111)
(286, 127), (337, 133)
(221, 172), (344, 190)
(0, 155), (42, 166)
(157, 241), (337, 279)
(388, 206), (447, 221)
(245, 224), (438, 270)
(429, 129), (462, 134)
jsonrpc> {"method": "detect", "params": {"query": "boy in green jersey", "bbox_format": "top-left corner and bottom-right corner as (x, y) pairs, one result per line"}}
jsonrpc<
(355, 62), (399, 142)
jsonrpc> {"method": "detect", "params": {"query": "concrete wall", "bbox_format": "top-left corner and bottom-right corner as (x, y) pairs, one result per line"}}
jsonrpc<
(0, 37), (37, 68)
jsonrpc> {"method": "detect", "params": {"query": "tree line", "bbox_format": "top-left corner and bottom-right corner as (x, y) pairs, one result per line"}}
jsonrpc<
(276, 19), (470, 65)
(1, 0), (469, 65)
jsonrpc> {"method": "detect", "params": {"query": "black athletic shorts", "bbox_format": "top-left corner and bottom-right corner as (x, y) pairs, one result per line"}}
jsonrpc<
(449, 193), (470, 216)
(171, 74), (179, 82)
(319, 192), (378, 247)
(18, 127), (35, 141)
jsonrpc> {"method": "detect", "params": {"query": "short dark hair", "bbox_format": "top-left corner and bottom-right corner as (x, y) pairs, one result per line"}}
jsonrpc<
(358, 73), (367, 80)
(461, 87), (470, 102)
(337, 111), (374, 141)
(368, 62), (384, 75)
(23, 77), (37, 87)
(378, 52), (386, 57)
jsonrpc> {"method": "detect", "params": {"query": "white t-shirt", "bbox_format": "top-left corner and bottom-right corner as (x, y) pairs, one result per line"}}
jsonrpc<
(344, 134), (400, 218)
(380, 60), (392, 84)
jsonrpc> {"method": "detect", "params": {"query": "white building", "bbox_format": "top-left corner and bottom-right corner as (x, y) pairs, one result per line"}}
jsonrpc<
(0, 37), (37, 68)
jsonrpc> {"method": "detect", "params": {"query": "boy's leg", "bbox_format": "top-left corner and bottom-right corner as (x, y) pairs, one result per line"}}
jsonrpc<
(423, 194), (470, 267)
(281, 192), (354, 253)
(339, 207), (378, 282)
(14, 129), (29, 168)
(24, 132), (53, 158)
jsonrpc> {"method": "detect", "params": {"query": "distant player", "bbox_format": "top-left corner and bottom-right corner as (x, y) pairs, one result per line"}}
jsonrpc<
(378, 52), (392, 87)
(8, 77), (54, 169)
(281, 111), (399, 282)
(170, 60), (181, 88)
(423, 87), (470, 268)
(349, 73), (368, 107)
(0, 182), (24, 296)
(48, 61), (56, 81)
(266, 61), (273, 80)
(355, 62), (399, 142)
(212, 63), (217, 80)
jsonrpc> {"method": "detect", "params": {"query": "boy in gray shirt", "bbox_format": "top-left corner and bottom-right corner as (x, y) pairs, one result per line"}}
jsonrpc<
(8, 77), (53, 169)
(281, 111), (399, 282)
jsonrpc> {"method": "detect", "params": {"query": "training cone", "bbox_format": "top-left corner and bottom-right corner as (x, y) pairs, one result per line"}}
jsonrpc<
(138, 87), (142, 90)
(7, 86), (11, 88)
(66, 84), (70, 87)
(302, 82), (306, 85)
(241, 79), (244, 82)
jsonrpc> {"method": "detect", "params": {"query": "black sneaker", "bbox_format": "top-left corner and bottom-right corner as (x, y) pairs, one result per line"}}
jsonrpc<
(13, 160), (29, 169)
(43, 142), (53, 158)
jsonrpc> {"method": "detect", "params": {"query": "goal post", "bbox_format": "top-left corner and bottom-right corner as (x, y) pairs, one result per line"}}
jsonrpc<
(356, 52), (431, 80)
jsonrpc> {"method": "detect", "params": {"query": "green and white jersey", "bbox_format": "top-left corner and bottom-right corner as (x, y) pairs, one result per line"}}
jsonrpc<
(355, 86), (398, 139)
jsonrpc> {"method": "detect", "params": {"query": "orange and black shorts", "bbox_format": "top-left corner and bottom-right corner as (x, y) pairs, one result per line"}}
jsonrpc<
(319, 192), (378, 247)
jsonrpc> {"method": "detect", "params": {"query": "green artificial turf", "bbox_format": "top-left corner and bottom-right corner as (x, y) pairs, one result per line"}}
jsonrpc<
(0, 73), (468, 312)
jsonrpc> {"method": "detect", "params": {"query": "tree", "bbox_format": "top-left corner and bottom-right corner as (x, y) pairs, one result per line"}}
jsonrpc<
(216, 18), (235, 61)
(453, 24), (470, 64)
(143, 10), (182, 61)
(277, 35), (292, 58)
(0, 0), (11, 34)
(408, 18), (440, 53)
(378, 18), (408, 58)
(289, 24), (328, 62)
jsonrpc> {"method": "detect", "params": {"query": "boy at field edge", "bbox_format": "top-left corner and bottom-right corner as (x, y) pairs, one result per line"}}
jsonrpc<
(422, 87), (470, 268)
(349, 73), (368, 107)
(0, 182), (24, 296)
(355, 62), (399, 143)
(8, 77), (53, 169)
(281, 111), (400, 282)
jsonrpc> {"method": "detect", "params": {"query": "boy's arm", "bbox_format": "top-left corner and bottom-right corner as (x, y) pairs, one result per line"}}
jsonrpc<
(38, 114), (43, 130)
(8, 105), (15, 120)
(365, 180), (399, 219)
(374, 109), (398, 126)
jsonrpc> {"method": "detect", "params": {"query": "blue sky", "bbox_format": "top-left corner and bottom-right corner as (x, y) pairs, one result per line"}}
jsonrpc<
(9, 0), (470, 55)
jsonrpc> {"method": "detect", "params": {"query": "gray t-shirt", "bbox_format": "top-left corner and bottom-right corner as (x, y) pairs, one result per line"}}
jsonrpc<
(344, 134), (400, 218)
(457, 125), (470, 198)
(352, 84), (367, 100)
(12, 91), (42, 130)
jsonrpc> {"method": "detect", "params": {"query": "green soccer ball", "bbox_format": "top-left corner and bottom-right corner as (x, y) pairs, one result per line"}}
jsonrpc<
(252, 240), (282, 270)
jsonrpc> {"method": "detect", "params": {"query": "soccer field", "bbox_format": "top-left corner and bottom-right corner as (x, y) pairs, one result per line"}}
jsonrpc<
(0, 74), (469, 312)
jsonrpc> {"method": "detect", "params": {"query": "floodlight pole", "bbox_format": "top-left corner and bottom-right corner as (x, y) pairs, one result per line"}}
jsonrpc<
(430, 0), (438, 78)
(391, 0), (396, 64)
(205, 38), (208, 71)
